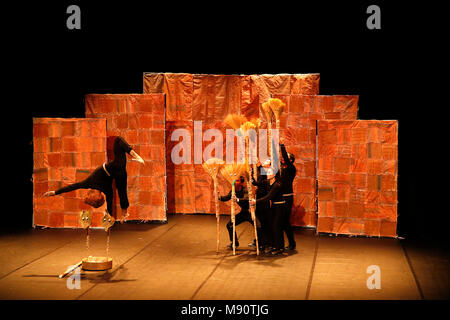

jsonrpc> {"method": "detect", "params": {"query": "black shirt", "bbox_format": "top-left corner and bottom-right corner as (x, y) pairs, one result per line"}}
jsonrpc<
(255, 179), (285, 205)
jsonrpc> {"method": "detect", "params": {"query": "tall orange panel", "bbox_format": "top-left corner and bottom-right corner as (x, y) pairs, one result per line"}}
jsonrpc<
(143, 73), (320, 216)
(272, 94), (359, 227)
(85, 94), (167, 222)
(316, 120), (398, 237)
(32, 118), (107, 228)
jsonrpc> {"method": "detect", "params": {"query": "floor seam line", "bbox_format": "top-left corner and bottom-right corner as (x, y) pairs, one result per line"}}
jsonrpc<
(401, 241), (425, 300)
(305, 235), (319, 300)
(75, 222), (179, 300)
(189, 228), (247, 300)
(0, 239), (75, 281)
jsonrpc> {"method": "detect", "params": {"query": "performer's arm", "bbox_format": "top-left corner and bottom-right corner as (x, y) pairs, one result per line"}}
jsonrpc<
(280, 143), (290, 165)
(219, 190), (232, 202)
(116, 136), (144, 164)
(252, 176), (266, 187)
(254, 182), (282, 204)
(236, 189), (249, 203)
(280, 143), (296, 174)
(252, 165), (271, 187)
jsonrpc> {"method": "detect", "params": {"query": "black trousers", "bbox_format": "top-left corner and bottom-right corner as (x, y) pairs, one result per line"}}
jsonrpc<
(226, 210), (253, 244)
(269, 203), (286, 250)
(255, 204), (270, 247)
(283, 196), (296, 247)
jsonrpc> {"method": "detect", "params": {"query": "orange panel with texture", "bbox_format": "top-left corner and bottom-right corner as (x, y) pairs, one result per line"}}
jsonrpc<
(85, 94), (167, 222)
(273, 94), (359, 227)
(32, 118), (107, 228)
(317, 120), (398, 237)
(143, 73), (322, 217)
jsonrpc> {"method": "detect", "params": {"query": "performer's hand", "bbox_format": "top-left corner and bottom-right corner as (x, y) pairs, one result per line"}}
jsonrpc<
(43, 191), (55, 197)
(251, 198), (256, 204)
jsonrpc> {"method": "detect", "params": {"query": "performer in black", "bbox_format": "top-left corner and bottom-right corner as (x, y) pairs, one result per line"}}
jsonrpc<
(218, 176), (252, 249)
(251, 170), (286, 255)
(44, 136), (144, 220)
(249, 159), (271, 250)
(280, 141), (297, 250)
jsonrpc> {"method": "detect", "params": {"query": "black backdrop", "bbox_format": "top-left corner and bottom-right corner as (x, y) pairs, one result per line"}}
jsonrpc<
(4, 1), (444, 241)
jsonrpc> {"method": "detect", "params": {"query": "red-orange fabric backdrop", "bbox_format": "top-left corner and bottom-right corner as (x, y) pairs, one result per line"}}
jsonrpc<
(143, 73), (325, 226)
(32, 73), (397, 237)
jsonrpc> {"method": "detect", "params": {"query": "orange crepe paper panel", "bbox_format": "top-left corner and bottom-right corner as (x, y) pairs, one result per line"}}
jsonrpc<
(272, 94), (359, 227)
(143, 72), (320, 120)
(240, 75), (260, 119)
(290, 74), (320, 95)
(317, 120), (398, 237)
(192, 74), (242, 122)
(259, 74), (292, 96)
(166, 172), (196, 214)
(166, 120), (195, 178)
(142, 73), (193, 121)
(32, 118), (108, 228)
(142, 72), (165, 93)
(194, 172), (214, 214)
(85, 94), (167, 222)
(162, 73), (193, 121)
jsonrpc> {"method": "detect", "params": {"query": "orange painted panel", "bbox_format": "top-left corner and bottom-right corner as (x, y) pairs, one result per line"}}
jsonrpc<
(32, 118), (107, 228)
(143, 73), (322, 217)
(273, 94), (359, 227)
(85, 94), (167, 222)
(317, 120), (398, 237)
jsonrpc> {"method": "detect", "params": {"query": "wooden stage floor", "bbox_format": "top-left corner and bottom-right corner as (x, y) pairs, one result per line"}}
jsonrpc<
(0, 214), (448, 300)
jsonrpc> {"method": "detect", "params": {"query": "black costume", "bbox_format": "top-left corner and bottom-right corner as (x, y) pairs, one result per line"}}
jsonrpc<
(280, 144), (296, 249)
(255, 176), (286, 252)
(219, 183), (252, 247)
(251, 165), (271, 248)
(54, 136), (133, 215)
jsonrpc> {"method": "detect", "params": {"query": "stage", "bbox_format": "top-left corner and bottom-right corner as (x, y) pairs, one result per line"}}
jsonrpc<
(0, 214), (448, 300)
